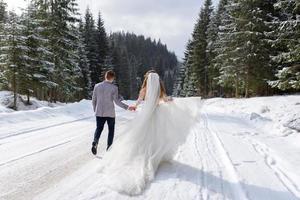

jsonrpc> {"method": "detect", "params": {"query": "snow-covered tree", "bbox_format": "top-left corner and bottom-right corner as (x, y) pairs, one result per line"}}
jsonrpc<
(206, 0), (228, 96)
(181, 39), (196, 97)
(77, 19), (91, 99)
(191, 0), (213, 96)
(41, 0), (81, 102)
(172, 62), (185, 97)
(19, 2), (55, 104)
(96, 12), (109, 82)
(83, 8), (100, 87)
(269, 0), (300, 91)
(180, 0), (213, 97)
(214, 0), (276, 97)
(0, 0), (7, 89)
(0, 11), (28, 109)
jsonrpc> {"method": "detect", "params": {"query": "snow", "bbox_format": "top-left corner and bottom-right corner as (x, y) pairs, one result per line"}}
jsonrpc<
(0, 95), (299, 200)
(0, 91), (63, 112)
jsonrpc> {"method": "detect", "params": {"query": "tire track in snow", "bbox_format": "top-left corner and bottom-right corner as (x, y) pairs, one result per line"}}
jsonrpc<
(192, 119), (206, 200)
(0, 140), (73, 167)
(189, 109), (227, 200)
(200, 113), (226, 200)
(202, 110), (249, 200)
(0, 116), (93, 140)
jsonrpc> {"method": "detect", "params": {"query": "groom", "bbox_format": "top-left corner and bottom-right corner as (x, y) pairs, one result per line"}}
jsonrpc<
(91, 70), (135, 155)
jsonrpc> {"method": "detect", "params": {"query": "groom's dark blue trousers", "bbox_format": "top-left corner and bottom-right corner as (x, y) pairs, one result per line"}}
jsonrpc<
(93, 117), (115, 150)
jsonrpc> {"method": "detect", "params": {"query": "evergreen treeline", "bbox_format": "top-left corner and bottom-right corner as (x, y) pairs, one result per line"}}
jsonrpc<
(174, 0), (300, 98)
(109, 32), (178, 99)
(0, 0), (177, 109)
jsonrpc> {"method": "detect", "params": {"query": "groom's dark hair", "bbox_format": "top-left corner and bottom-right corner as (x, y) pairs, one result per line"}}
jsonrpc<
(105, 70), (115, 80)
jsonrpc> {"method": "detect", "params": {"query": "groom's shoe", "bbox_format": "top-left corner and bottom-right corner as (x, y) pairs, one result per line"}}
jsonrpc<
(91, 142), (97, 155)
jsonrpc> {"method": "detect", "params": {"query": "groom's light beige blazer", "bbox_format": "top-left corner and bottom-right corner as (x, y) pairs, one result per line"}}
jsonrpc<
(92, 81), (128, 118)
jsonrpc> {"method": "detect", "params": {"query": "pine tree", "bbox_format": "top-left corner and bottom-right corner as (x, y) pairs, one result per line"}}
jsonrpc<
(0, 0), (7, 89)
(0, 0), (6, 22)
(206, 0), (228, 96)
(96, 12), (109, 81)
(181, 39), (195, 97)
(28, 0), (56, 101)
(112, 45), (131, 99)
(212, 0), (241, 97)
(181, 0), (213, 97)
(18, 1), (54, 104)
(77, 19), (91, 99)
(236, 0), (275, 97)
(46, 0), (81, 102)
(213, 0), (276, 97)
(269, 0), (300, 91)
(83, 8), (99, 87)
(172, 62), (185, 96)
(0, 11), (28, 109)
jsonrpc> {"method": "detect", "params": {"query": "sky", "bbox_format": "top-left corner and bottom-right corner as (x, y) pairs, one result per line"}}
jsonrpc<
(6, 0), (219, 60)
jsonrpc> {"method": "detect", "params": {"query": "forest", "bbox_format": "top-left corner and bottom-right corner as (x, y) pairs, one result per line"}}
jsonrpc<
(0, 0), (177, 109)
(0, 0), (299, 110)
(173, 0), (299, 98)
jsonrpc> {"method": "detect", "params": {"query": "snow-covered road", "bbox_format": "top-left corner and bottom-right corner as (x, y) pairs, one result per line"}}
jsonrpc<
(0, 97), (299, 200)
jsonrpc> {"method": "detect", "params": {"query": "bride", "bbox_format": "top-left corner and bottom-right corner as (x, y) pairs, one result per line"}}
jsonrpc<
(97, 71), (201, 195)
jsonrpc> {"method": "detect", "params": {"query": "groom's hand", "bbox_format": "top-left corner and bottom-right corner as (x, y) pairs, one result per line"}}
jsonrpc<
(128, 106), (136, 111)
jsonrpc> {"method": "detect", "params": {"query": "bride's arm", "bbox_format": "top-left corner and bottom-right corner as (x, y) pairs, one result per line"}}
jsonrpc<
(135, 88), (146, 107)
(162, 95), (173, 102)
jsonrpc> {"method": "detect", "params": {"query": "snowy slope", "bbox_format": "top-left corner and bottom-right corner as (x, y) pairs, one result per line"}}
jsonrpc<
(0, 91), (63, 113)
(0, 96), (299, 200)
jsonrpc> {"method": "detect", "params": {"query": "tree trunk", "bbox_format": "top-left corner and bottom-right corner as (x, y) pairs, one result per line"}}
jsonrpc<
(27, 91), (30, 105)
(235, 74), (239, 98)
(12, 71), (17, 110)
(204, 66), (208, 97)
(245, 66), (249, 98)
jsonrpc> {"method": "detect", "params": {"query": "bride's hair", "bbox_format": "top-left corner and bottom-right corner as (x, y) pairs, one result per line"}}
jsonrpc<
(141, 70), (166, 98)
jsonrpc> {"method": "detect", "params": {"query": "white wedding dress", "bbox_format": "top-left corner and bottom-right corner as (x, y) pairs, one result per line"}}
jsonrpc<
(97, 73), (202, 195)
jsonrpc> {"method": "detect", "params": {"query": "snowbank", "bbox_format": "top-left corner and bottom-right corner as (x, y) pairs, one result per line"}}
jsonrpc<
(206, 95), (300, 136)
(0, 99), (94, 139)
(0, 91), (63, 113)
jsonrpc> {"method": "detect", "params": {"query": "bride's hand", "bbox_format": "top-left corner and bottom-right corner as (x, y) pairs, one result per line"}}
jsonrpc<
(128, 106), (137, 111)
(163, 96), (173, 102)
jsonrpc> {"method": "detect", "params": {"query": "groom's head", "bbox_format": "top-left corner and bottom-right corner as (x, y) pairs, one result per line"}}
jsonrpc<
(105, 70), (115, 82)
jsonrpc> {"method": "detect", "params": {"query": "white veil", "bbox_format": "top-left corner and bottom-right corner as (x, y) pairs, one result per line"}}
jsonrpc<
(137, 72), (161, 123)
(144, 72), (161, 111)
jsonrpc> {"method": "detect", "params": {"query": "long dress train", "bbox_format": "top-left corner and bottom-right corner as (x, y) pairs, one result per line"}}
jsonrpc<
(97, 73), (202, 195)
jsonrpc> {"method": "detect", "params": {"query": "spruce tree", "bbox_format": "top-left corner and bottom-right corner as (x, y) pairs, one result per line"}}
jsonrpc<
(172, 62), (186, 97)
(206, 0), (228, 96)
(213, 0), (276, 97)
(77, 19), (91, 99)
(0, 11), (27, 109)
(269, 0), (300, 91)
(181, 39), (195, 97)
(83, 8), (99, 87)
(212, 0), (243, 97)
(96, 12), (109, 81)
(0, 0), (7, 89)
(39, 0), (81, 102)
(234, 0), (275, 97)
(181, 0), (213, 97)
(19, 2), (54, 103)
